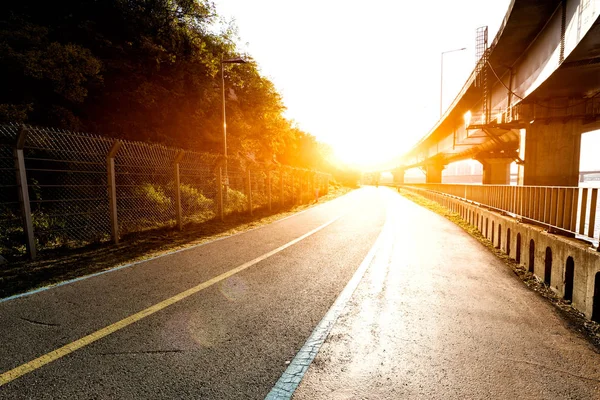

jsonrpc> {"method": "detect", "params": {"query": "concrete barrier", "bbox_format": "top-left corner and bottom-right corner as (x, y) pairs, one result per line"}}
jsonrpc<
(404, 187), (600, 321)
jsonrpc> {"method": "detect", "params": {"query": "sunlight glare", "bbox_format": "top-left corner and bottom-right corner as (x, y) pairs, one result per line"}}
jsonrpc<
(213, 0), (514, 168)
(332, 138), (408, 170)
(463, 110), (472, 128)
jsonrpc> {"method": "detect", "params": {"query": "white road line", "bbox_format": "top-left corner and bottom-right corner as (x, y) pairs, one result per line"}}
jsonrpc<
(265, 211), (389, 399)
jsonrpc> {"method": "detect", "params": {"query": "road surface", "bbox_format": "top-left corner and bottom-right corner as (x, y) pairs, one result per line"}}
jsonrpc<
(0, 187), (598, 399)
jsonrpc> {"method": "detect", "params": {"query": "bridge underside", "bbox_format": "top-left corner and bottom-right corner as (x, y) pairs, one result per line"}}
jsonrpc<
(401, 0), (600, 187)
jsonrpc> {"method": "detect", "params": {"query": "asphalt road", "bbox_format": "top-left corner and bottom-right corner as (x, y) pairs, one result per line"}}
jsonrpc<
(294, 188), (600, 399)
(1, 187), (599, 399)
(0, 187), (385, 399)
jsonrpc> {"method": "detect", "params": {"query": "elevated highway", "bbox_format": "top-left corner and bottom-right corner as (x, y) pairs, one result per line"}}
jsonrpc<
(400, 0), (600, 186)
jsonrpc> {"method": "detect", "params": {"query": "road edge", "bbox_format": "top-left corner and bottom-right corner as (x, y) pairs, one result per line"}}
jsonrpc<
(396, 187), (600, 353)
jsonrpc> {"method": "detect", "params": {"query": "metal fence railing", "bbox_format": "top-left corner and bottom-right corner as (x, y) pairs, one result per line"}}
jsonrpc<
(0, 126), (20, 257)
(0, 124), (331, 260)
(403, 183), (600, 248)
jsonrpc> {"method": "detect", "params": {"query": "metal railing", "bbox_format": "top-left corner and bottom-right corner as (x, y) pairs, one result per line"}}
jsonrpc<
(403, 183), (599, 248)
(0, 124), (331, 260)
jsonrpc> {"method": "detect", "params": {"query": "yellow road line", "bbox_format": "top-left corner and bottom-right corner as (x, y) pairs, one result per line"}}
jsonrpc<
(0, 216), (340, 387)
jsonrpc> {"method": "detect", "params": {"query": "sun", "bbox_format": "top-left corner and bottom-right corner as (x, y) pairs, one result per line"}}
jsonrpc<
(332, 140), (398, 171)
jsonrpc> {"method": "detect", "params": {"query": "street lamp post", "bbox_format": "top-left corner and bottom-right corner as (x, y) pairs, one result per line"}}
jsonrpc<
(440, 47), (467, 118)
(221, 55), (246, 184)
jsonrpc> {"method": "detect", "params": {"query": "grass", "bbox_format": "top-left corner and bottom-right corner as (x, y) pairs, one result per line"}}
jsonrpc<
(0, 186), (352, 300)
(398, 188), (600, 352)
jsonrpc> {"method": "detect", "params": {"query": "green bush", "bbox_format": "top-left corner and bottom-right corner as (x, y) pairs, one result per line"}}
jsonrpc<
(180, 184), (213, 209)
(224, 187), (247, 214)
(180, 184), (214, 222)
(136, 183), (172, 210)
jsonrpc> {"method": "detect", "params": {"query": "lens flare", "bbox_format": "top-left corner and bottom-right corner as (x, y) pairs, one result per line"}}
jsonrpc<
(218, 276), (248, 302)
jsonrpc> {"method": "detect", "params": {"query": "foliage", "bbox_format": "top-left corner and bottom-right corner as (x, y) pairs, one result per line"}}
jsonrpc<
(180, 183), (214, 222)
(224, 187), (247, 214)
(331, 167), (361, 188)
(136, 183), (172, 210)
(0, 0), (339, 174)
(180, 183), (213, 210)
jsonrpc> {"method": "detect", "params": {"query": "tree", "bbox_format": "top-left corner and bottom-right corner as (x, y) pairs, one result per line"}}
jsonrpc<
(0, 0), (343, 174)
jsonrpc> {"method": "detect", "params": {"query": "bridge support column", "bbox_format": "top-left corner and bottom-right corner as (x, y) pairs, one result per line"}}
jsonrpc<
(479, 158), (512, 185)
(520, 121), (581, 187)
(425, 164), (444, 184)
(392, 168), (405, 185)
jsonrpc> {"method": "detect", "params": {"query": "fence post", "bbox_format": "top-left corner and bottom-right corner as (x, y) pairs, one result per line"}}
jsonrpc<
(301, 172), (305, 204)
(293, 172), (297, 204)
(309, 172), (314, 203)
(267, 169), (272, 212)
(304, 172), (309, 204)
(106, 140), (122, 244)
(280, 167), (284, 209)
(247, 169), (253, 215)
(14, 126), (36, 260)
(173, 150), (185, 231)
(288, 170), (292, 204)
(300, 172), (304, 204)
(297, 172), (301, 204)
(217, 166), (224, 221)
(298, 171), (302, 204)
(293, 171), (298, 204)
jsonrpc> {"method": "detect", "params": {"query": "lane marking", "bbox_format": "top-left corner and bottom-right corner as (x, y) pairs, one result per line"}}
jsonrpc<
(0, 216), (341, 387)
(0, 193), (352, 304)
(265, 213), (389, 399)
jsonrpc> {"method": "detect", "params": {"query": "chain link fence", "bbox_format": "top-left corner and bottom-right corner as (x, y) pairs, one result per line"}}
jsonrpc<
(0, 124), (331, 260)
(0, 126), (21, 255)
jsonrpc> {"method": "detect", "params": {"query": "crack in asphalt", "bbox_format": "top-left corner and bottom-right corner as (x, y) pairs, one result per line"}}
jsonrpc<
(498, 356), (600, 383)
(95, 349), (185, 356)
(19, 317), (60, 327)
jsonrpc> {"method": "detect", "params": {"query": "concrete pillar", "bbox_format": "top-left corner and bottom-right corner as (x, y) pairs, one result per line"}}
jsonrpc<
(392, 168), (405, 185)
(480, 158), (512, 185)
(519, 121), (581, 187)
(425, 164), (444, 184)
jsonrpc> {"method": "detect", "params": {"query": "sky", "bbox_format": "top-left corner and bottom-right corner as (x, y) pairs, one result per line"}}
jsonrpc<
(211, 0), (600, 171)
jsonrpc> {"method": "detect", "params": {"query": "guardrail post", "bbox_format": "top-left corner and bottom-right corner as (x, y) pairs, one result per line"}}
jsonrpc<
(106, 140), (122, 244)
(217, 166), (224, 221)
(588, 189), (597, 239)
(247, 169), (253, 215)
(579, 189), (588, 235)
(569, 189), (578, 232)
(173, 150), (185, 231)
(556, 188), (565, 229)
(14, 126), (36, 259)
(267, 169), (272, 212)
